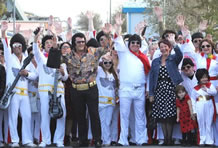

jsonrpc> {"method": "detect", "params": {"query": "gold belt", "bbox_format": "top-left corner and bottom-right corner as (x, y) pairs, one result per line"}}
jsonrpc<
(72, 81), (96, 91)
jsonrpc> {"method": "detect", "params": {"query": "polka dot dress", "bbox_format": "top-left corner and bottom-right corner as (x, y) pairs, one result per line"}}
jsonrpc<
(152, 65), (177, 121)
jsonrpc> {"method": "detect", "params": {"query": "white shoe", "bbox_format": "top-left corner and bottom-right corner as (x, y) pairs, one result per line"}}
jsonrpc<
(24, 142), (37, 147)
(38, 142), (47, 147)
(158, 139), (164, 145)
(10, 142), (19, 147)
(174, 139), (181, 145)
(0, 142), (4, 147)
(56, 143), (64, 147)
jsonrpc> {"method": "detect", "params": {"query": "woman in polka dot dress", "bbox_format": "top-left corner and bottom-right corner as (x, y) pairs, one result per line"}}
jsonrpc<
(175, 85), (197, 146)
(149, 37), (183, 146)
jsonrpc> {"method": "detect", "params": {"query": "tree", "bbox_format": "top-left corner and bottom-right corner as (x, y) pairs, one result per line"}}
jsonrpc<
(0, 0), (7, 19)
(76, 12), (103, 32)
(145, 0), (218, 40)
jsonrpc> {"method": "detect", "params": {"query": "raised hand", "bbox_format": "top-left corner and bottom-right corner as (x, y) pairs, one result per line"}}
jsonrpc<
(67, 17), (72, 31)
(54, 22), (62, 35)
(102, 23), (112, 34)
(1, 21), (8, 38)
(113, 24), (122, 36)
(33, 27), (41, 43)
(135, 20), (147, 35)
(84, 31), (90, 43)
(86, 11), (94, 20)
(176, 15), (185, 27)
(66, 31), (72, 42)
(48, 15), (54, 26)
(167, 34), (176, 46)
(153, 6), (163, 21)
(115, 13), (124, 26)
(199, 20), (208, 32)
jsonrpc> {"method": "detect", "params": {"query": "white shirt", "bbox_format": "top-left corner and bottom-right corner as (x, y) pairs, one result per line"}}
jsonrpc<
(114, 36), (148, 85)
(96, 66), (116, 107)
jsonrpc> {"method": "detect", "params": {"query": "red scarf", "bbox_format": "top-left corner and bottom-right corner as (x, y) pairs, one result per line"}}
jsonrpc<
(200, 52), (217, 70)
(129, 49), (151, 75)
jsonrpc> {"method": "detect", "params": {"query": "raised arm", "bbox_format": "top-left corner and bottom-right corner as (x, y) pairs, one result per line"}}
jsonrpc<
(154, 6), (164, 36)
(1, 21), (12, 64)
(33, 27), (44, 64)
(113, 13), (127, 52)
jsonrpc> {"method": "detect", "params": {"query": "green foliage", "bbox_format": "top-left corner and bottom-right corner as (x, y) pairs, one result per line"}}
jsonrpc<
(0, 0), (7, 18)
(145, 0), (218, 41)
(76, 12), (103, 32)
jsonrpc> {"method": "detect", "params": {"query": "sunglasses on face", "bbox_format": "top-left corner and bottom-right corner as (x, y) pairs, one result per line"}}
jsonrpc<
(62, 46), (70, 49)
(12, 43), (22, 48)
(76, 41), (85, 44)
(181, 65), (192, 70)
(103, 61), (112, 65)
(193, 39), (202, 43)
(201, 44), (211, 49)
(100, 38), (105, 41)
(164, 34), (169, 38)
(130, 41), (140, 45)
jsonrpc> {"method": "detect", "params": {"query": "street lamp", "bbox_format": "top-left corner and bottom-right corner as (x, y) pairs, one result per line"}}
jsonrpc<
(13, 0), (16, 34)
(109, 0), (111, 24)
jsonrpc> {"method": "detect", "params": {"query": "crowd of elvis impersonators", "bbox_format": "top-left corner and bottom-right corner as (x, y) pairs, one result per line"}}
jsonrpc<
(0, 6), (218, 148)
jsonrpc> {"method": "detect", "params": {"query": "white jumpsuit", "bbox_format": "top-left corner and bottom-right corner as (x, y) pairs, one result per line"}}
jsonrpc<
(33, 43), (68, 145)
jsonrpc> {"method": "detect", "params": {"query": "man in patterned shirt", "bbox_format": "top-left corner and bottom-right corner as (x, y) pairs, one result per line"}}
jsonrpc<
(67, 30), (111, 147)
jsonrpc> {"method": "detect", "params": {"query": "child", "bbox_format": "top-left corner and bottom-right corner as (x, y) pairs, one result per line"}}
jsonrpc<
(96, 53), (119, 146)
(191, 68), (217, 146)
(175, 85), (196, 146)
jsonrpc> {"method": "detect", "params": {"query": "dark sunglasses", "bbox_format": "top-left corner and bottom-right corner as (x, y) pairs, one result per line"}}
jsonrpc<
(100, 38), (104, 41)
(201, 44), (211, 49)
(76, 41), (85, 44)
(181, 65), (192, 70)
(193, 39), (202, 43)
(130, 41), (140, 45)
(61, 46), (70, 49)
(164, 34), (169, 38)
(103, 61), (112, 65)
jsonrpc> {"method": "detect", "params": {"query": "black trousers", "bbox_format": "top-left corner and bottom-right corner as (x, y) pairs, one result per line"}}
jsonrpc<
(71, 85), (101, 143)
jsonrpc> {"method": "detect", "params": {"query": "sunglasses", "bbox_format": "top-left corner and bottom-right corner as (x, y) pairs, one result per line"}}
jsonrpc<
(201, 44), (211, 49)
(181, 65), (192, 70)
(62, 46), (70, 49)
(193, 39), (202, 43)
(76, 41), (85, 44)
(164, 34), (169, 38)
(100, 38), (104, 41)
(130, 41), (140, 45)
(103, 61), (112, 65)
(12, 43), (22, 48)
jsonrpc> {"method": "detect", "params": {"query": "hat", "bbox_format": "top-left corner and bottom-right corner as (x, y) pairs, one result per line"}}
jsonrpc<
(128, 34), (142, 48)
(60, 42), (72, 50)
(86, 38), (99, 48)
(96, 31), (106, 42)
(162, 30), (177, 40)
(10, 33), (27, 53)
(182, 58), (194, 67)
(191, 32), (203, 41)
(42, 35), (53, 49)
